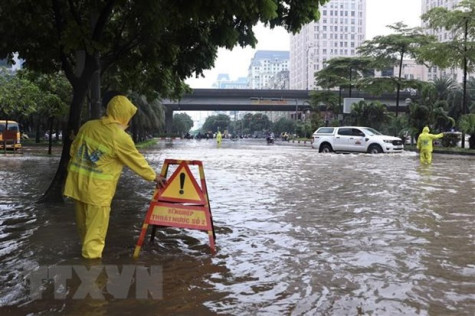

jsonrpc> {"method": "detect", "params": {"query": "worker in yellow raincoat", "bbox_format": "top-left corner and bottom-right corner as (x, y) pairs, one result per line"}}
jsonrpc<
(416, 126), (444, 164)
(64, 92), (165, 259)
(216, 130), (222, 147)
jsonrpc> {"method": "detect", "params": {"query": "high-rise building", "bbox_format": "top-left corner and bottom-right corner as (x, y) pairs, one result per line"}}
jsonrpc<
(213, 74), (248, 89)
(290, 0), (367, 90)
(247, 50), (290, 89)
(421, 0), (465, 82)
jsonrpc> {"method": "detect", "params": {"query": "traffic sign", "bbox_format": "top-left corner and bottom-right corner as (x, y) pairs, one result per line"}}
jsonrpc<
(134, 159), (215, 258)
(155, 161), (206, 205)
(148, 202), (212, 231)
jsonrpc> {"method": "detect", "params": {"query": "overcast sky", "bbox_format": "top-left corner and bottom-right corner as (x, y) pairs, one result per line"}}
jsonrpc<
(185, 0), (422, 88)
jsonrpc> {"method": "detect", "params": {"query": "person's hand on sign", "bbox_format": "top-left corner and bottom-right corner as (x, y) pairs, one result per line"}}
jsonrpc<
(154, 175), (167, 189)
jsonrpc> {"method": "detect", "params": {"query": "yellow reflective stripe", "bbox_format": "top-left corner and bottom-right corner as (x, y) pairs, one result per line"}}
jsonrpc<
(69, 162), (114, 180)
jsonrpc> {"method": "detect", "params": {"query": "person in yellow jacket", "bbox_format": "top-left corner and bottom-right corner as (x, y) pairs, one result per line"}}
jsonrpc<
(416, 126), (444, 164)
(216, 130), (222, 147)
(64, 92), (165, 259)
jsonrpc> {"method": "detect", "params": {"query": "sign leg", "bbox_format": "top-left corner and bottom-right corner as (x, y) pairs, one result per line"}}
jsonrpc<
(133, 223), (149, 258)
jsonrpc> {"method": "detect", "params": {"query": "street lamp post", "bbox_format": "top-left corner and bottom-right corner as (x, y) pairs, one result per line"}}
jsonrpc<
(295, 99), (298, 121)
(461, 15), (468, 148)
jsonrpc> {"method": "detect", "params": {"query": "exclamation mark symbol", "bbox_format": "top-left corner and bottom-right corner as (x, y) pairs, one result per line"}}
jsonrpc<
(179, 172), (185, 195)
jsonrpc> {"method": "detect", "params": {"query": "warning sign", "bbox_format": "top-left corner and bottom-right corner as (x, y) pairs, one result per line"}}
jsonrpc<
(155, 161), (206, 205)
(148, 202), (212, 230)
(134, 159), (215, 258)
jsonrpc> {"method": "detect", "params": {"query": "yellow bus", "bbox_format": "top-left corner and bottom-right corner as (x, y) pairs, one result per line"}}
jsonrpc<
(0, 120), (22, 151)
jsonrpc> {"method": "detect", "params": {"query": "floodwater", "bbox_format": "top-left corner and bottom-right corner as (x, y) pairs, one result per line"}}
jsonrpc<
(0, 139), (474, 315)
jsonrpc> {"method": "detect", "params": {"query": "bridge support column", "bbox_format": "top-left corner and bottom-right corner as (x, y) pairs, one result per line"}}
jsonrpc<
(164, 107), (173, 136)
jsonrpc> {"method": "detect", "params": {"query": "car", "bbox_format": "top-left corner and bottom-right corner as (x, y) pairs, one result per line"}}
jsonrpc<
(311, 126), (404, 154)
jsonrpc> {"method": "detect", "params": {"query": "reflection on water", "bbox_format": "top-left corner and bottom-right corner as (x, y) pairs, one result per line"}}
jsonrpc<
(1, 140), (474, 315)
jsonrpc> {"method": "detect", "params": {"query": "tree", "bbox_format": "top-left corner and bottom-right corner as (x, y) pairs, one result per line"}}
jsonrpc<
(315, 56), (375, 97)
(273, 117), (296, 136)
(248, 113), (272, 135)
(173, 113), (194, 136)
(348, 100), (391, 131)
(458, 114), (475, 148)
(295, 121), (313, 138)
(310, 90), (341, 121)
(0, 0), (329, 202)
(18, 70), (71, 148)
(421, 0), (475, 147)
(431, 76), (464, 123)
(407, 83), (455, 136)
(129, 94), (165, 142)
(0, 75), (41, 120)
(201, 114), (231, 134)
(357, 22), (436, 117)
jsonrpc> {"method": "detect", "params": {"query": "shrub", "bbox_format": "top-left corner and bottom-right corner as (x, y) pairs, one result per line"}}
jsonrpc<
(441, 133), (460, 147)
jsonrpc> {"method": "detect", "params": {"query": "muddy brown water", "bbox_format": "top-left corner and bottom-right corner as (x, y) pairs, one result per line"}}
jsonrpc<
(0, 139), (474, 315)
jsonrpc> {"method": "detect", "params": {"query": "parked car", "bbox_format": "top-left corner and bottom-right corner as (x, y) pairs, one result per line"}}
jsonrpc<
(311, 126), (404, 154)
(44, 132), (62, 140)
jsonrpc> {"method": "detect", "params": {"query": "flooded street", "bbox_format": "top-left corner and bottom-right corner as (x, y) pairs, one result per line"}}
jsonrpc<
(1, 139), (474, 315)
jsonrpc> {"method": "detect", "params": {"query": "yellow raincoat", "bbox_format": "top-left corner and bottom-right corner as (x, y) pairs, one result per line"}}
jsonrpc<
(416, 126), (444, 164)
(216, 131), (222, 146)
(64, 95), (156, 258)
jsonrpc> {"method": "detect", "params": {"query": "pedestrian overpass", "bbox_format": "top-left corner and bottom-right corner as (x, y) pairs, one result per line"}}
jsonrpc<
(161, 88), (416, 133)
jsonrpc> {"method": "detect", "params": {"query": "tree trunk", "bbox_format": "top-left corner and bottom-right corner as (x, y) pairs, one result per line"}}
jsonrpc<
(48, 117), (53, 155)
(35, 116), (41, 144)
(396, 53), (404, 118)
(461, 19), (468, 149)
(90, 52), (102, 119)
(349, 68), (352, 98)
(37, 84), (88, 204)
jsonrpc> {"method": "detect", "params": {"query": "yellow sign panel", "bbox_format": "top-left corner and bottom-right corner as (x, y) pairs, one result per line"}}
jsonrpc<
(149, 202), (211, 230)
(158, 162), (206, 204)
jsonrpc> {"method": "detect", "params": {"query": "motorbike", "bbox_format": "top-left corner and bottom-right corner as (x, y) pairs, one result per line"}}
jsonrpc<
(266, 135), (274, 144)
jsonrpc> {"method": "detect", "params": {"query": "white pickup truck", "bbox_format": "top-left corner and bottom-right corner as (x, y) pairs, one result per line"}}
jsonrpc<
(311, 126), (404, 154)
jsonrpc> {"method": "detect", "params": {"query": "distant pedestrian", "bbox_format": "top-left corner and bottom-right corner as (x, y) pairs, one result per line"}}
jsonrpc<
(216, 131), (222, 147)
(416, 126), (444, 164)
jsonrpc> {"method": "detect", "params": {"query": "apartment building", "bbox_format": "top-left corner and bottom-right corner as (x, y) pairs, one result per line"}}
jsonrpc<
(247, 50), (290, 89)
(289, 0), (367, 90)
(213, 74), (248, 89)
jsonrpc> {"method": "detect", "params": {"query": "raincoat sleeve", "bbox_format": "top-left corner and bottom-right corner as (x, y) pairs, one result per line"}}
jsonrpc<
(432, 133), (444, 140)
(115, 132), (156, 182)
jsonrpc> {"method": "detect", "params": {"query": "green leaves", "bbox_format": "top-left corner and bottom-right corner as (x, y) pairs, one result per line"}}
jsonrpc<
(459, 113), (475, 134)
(1, 0), (329, 100)
(201, 114), (232, 133)
(348, 100), (390, 130)
(420, 0), (475, 72)
(0, 75), (40, 118)
(173, 113), (194, 135)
